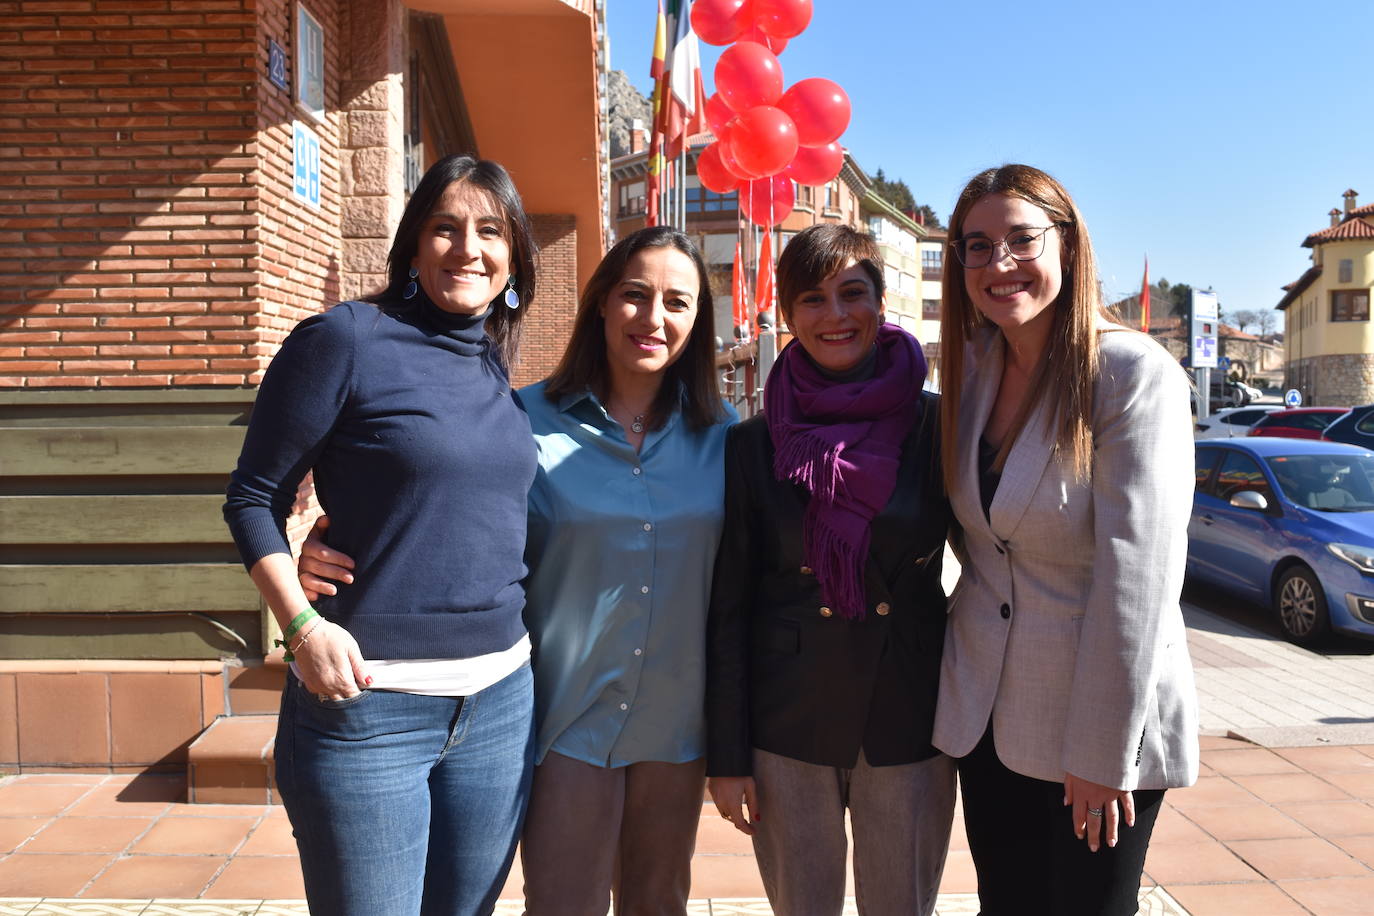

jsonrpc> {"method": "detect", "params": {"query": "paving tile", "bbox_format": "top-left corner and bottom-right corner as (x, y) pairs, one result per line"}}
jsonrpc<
(1276, 745), (1374, 773)
(83, 854), (228, 899)
(200, 672), (226, 727)
(1231, 773), (1353, 804)
(0, 853), (114, 896)
(1142, 839), (1261, 883)
(65, 775), (183, 817)
(22, 817), (150, 854)
(235, 816), (297, 856)
(1180, 803), (1311, 841)
(687, 852), (768, 899)
(1165, 776), (1259, 811)
(693, 814), (756, 855)
(109, 673), (204, 767)
(1149, 807), (1215, 845)
(0, 783), (92, 817)
(0, 817), (49, 853)
(1277, 799), (1374, 837)
(15, 674), (109, 767)
(130, 816), (257, 855)
(25, 899), (153, 915)
(164, 803), (269, 819)
(1319, 771), (1374, 800)
(1332, 834), (1374, 868)
(1228, 836), (1369, 880)
(1278, 875), (1374, 915)
(1203, 748), (1303, 776)
(936, 847), (978, 894)
(946, 815), (969, 852)
(1165, 881), (1309, 915)
(202, 854), (305, 899)
(1198, 735), (1254, 751)
(5, 774), (107, 785)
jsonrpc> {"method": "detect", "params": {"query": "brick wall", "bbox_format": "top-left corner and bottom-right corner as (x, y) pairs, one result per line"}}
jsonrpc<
(0, 0), (349, 388)
(513, 213), (578, 388)
(249, 0), (344, 382)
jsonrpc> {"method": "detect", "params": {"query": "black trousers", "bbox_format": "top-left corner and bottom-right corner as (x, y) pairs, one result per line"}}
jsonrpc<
(955, 727), (1166, 916)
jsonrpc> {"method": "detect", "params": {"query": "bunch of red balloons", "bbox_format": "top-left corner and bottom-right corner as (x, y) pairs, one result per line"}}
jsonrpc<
(690, 0), (851, 227)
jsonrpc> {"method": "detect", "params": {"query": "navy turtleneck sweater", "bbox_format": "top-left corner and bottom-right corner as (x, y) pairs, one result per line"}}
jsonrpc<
(224, 297), (536, 660)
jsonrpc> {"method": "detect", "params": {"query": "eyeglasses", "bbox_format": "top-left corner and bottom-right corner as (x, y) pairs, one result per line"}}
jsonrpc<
(950, 225), (1059, 269)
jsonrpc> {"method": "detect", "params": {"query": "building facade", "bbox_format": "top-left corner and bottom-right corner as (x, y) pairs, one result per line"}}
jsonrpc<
(1277, 189), (1374, 406)
(0, 0), (605, 773)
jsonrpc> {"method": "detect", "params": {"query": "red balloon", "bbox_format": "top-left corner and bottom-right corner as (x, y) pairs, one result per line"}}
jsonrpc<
(778, 77), (850, 147)
(714, 41), (784, 113)
(784, 141), (843, 186)
(690, 0), (752, 47)
(730, 105), (799, 178)
(705, 92), (735, 138)
(696, 142), (741, 194)
(753, 0), (813, 39)
(740, 23), (788, 54)
(739, 175), (795, 228)
(716, 129), (762, 181)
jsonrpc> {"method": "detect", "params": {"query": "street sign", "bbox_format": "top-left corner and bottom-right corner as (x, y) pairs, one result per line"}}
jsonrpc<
(1285, 388), (1302, 408)
(292, 120), (320, 209)
(1218, 356), (1231, 369)
(1190, 289), (1218, 369)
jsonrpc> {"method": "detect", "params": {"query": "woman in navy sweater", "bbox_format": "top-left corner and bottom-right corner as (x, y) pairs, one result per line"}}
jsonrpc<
(223, 155), (539, 916)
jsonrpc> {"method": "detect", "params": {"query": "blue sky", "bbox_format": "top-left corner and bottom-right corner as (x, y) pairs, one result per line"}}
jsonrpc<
(607, 0), (1374, 328)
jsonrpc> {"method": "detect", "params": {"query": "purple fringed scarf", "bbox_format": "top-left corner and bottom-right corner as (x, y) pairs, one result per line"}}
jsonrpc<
(764, 323), (927, 619)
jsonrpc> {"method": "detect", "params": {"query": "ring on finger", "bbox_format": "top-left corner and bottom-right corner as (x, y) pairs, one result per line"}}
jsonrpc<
(1087, 806), (1104, 818)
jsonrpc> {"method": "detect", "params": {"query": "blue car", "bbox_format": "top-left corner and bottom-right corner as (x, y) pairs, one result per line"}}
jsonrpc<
(1190, 438), (1374, 646)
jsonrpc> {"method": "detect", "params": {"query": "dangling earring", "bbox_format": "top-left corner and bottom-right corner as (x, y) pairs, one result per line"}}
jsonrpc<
(404, 266), (419, 300)
(504, 277), (520, 310)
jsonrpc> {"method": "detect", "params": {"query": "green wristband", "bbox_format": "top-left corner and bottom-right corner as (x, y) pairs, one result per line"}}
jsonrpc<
(283, 608), (318, 640)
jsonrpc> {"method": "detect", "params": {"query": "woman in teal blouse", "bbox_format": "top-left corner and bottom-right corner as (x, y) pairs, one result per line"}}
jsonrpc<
(300, 225), (733, 914)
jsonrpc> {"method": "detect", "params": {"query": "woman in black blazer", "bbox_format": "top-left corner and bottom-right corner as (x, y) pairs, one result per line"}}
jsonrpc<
(707, 224), (954, 916)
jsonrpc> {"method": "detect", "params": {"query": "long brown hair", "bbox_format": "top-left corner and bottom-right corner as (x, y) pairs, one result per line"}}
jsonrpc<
(939, 164), (1114, 492)
(543, 225), (724, 430)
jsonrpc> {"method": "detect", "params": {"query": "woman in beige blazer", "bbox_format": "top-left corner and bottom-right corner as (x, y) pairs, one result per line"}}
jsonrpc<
(932, 164), (1198, 916)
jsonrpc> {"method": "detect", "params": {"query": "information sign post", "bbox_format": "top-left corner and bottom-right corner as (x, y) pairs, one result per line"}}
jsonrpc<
(1190, 289), (1219, 420)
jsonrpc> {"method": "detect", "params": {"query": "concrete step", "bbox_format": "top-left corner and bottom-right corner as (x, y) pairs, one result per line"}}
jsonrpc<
(186, 714), (277, 805)
(226, 649), (288, 715)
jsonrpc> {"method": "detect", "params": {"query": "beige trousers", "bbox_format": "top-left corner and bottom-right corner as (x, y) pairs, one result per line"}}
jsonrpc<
(751, 747), (957, 916)
(520, 751), (706, 916)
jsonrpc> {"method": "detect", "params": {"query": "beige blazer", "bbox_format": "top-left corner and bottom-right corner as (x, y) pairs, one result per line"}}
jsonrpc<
(932, 324), (1199, 791)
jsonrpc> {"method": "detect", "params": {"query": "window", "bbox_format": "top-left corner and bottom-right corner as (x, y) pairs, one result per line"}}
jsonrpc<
(825, 180), (840, 211)
(797, 184), (813, 207)
(922, 248), (942, 279)
(923, 299), (940, 321)
(1331, 289), (1369, 322)
(618, 180), (645, 217)
(1195, 448), (1219, 490)
(685, 175), (738, 213)
(1340, 259), (1354, 283)
(1213, 451), (1274, 505)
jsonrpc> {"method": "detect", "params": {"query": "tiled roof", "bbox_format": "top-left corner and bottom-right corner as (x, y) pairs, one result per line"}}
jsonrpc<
(1303, 217), (1374, 247)
(1350, 202), (1374, 218)
(1277, 264), (1322, 311)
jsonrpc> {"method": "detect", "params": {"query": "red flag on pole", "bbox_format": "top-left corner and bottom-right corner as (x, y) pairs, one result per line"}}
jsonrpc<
(1139, 255), (1151, 333)
(756, 229), (776, 329)
(732, 239), (750, 341)
(645, 2), (668, 226)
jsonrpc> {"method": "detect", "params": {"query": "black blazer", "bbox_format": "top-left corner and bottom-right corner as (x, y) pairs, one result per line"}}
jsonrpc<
(705, 391), (950, 775)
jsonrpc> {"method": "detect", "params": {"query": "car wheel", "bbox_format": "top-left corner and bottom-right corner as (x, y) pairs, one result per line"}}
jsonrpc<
(1274, 566), (1330, 647)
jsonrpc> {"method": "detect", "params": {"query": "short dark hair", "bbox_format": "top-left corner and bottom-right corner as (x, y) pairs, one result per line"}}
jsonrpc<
(366, 155), (536, 370)
(544, 225), (723, 430)
(776, 224), (884, 324)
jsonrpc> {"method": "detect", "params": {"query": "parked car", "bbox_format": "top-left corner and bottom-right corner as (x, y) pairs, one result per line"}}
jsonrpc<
(1321, 403), (1374, 449)
(1247, 407), (1348, 440)
(1191, 378), (1262, 411)
(1190, 438), (1374, 645)
(1194, 405), (1283, 439)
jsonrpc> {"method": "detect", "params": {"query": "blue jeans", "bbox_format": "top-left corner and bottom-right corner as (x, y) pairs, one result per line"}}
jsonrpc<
(276, 662), (535, 916)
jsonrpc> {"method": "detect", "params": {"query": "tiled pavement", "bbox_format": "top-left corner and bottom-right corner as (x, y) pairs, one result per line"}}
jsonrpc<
(2, 596), (1373, 915)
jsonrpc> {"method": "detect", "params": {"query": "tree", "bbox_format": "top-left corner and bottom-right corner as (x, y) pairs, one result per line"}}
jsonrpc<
(870, 168), (916, 214)
(1226, 309), (1259, 333)
(1255, 310), (1277, 336)
(914, 204), (944, 230)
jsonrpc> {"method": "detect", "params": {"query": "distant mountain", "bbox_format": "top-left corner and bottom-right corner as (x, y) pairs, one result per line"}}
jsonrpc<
(607, 69), (651, 159)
